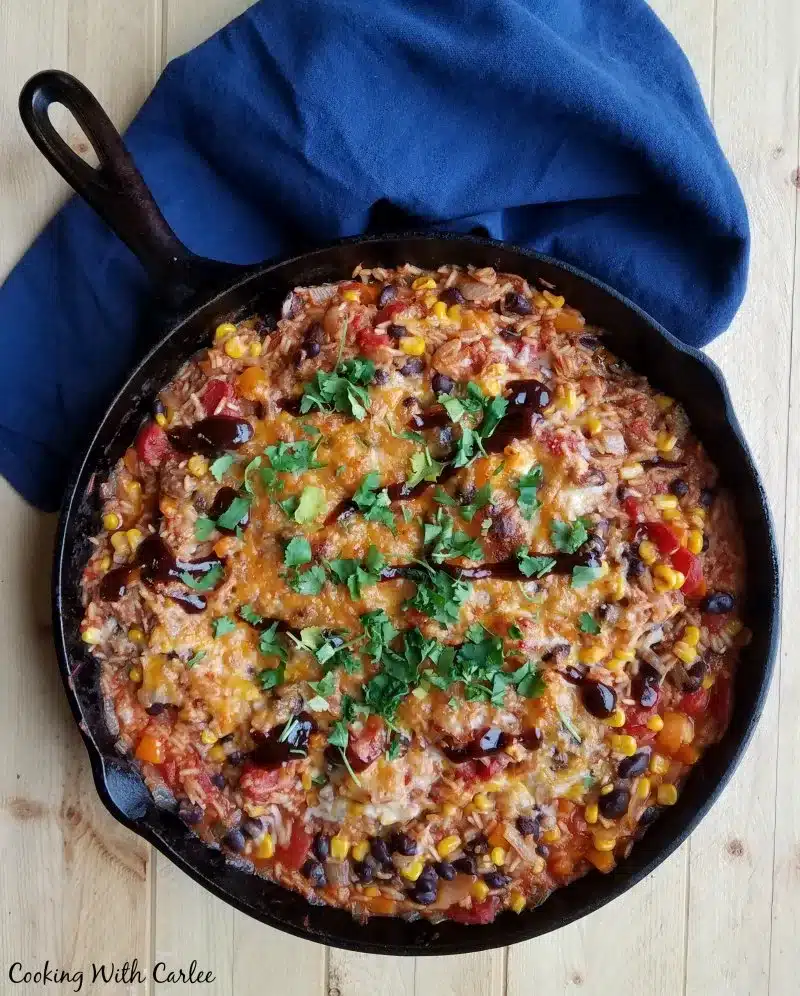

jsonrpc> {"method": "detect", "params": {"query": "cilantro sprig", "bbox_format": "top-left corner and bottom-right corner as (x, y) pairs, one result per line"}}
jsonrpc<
(517, 548), (557, 579)
(550, 518), (589, 554)
(300, 347), (375, 421)
(405, 563), (471, 626)
(423, 508), (483, 564)
(327, 545), (386, 599)
(352, 472), (395, 530)
(516, 465), (543, 521)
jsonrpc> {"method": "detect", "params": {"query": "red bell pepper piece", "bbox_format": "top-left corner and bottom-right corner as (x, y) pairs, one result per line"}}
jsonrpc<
(622, 497), (641, 522)
(200, 379), (234, 415)
(680, 688), (710, 717)
(135, 422), (170, 467)
(671, 547), (704, 596)
(447, 896), (501, 925)
(644, 521), (681, 555)
(275, 821), (313, 871)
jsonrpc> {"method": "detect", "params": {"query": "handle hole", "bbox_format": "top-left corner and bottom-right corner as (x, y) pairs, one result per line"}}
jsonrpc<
(47, 102), (100, 168)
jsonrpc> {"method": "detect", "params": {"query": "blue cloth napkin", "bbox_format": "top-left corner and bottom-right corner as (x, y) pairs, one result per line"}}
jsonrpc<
(0, 0), (749, 512)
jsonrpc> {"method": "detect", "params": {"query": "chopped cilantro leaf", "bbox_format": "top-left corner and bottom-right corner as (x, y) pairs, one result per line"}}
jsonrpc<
(179, 563), (224, 591)
(278, 495), (300, 518)
(284, 536), (312, 567)
(194, 517), (216, 541)
(402, 506), (414, 523)
(239, 604), (264, 626)
(309, 670), (337, 699)
(212, 616), (236, 638)
(438, 394), (466, 422)
(433, 487), (458, 507)
(300, 351), (374, 421)
(551, 518), (589, 554)
(361, 609), (398, 660)
(511, 661), (546, 698)
(328, 720), (349, 751)
(460, 483), (493, 522)
(423, 508), (483, 563)
(558, 707), (582, 744)
(294, 485), (326, 524)
(186, 650), (206, 668)
(352, 472), (395, 530)
(209, 453), (234, 482)
(258, 622), (287, 661)
(385, 734), (406, 761)
(507, 624), (523, 640)
(516, 465), (543, 520)
(328, 545), (386, 599)
(517, 549), (557, 578)
(288, 564), (327, 595)
(406, 447), (444, 489)
(571, 565), (603, 589)
(242, 455), (262, 494)
(578, 611), (601, 635)
(259, 465), (285, 498)
(301, 422), (321, 437)
(405, 565), (471, 626)
(341, 693), (368, 723)
(215, 495), (251, 532)
(259, 664), (285, 690)
(264, 439), (325, 474)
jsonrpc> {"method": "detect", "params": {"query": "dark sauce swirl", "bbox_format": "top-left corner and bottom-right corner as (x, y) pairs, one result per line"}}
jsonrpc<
(169, 415), (253, 455)
(250, 713), (316, 768)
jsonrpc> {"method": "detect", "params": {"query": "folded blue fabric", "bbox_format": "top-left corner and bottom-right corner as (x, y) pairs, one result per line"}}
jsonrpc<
(0, 0), (748, 512)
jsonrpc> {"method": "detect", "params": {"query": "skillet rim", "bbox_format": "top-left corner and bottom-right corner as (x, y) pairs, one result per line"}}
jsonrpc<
(52, 232), (780, 954)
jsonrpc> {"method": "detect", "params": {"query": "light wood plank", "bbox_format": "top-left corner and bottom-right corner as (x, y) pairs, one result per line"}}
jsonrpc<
(685, 0), (798, 992)
(507, 2), (713, 991)
(163, 0), (258, 62)
(0, 3), (156, 994)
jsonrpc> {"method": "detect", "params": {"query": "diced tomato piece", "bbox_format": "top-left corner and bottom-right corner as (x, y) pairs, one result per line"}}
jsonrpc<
(447, 896), (501, 925)
(135, 422), (170, 467)
(374, 301), (406, 325)
(356, 327), (390, 353)
(200, 379), (234, 415)
(475, 755), (509, 781)
(671, 547), (704, 596)
(622, 497), (641, 523)
(346, 715), (388, 773)
(239, 762), (283, 802)
(680, 688), (710, 717)
(623, 703), (659, 743)
(275, 821), (313, 871)
(710, 676), (733, 724)
(644, 521), (681, 555)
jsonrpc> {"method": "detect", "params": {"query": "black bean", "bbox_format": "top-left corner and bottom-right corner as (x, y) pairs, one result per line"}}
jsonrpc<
(224, 828), (246, 853)
(618, 749), (651, 778)
(399, 358), (424, 377)
(312, 833), (330, 861)
(210, 773), (226, 789)
(178, 800), (204, 826)
(301, 859), (327, 887)
(371, 838), (393, 868)
(581, 681), (617, 719)
(305, 341), (321, 358)
(699, 488), (714, 508)
(378, 284), (397, 308)
(563, 664), (587, 685)
(373, 368), (389, 386)
(702, 535), (710, 552)
(466, 833), (489, 855)
(702, 591), (735, 614)
(417, 865), (438, 892)
(639, 805), (661, 828)
(387, 323), (406, 339)
(440, 287), (465, 307)
(435, 861), (456, 880)
(227, 751), (244, 767)
(453, 856), (478, 875)
(669, 478), (689, 497)
(356, 856), (376, 883)
(411, 887), (438, 905)
(516, 815), (540, 838)
(579, 334), (601, 349)
(240, 817), (263, 839)
(504, 292), (533, 315)
(598, 787), (631, 820)
(146, 702), (167, 716)
(627, 556), (645, 579)
(432, 372), (455, 395)
(682, 661), (707, 692)
(536, 844), (550, 859)
(390, 831), (418, 855)
(484, 871), (511, 889)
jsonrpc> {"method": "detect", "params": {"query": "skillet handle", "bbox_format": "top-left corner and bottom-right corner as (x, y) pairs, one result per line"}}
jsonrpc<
(18, 69), (247, 306)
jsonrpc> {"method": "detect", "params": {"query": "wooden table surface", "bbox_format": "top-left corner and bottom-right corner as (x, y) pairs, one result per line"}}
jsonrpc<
(0, 1), (797, 993)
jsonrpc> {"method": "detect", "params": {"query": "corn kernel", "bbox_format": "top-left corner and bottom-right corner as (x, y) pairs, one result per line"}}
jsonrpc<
(615, 649), (636, 664)
(578, 645), (606, 665)
(400, 336), (426, 356)
(593, 833), (616, 853)
(446, 304), (462, 323)
(99, 555), (112, 572)
(620, 462), (644, 480)
(584, 415), (603, 436)
(650, 753), (669, 775)
(128, 627), (145, 645)
(330, 835), (350, 860)
(129, 667), (142, 683)
(510, 890), (526, 914)
(556, 385), (579, 413)
(187, 455), (208, 478)
(215, 322), (237, 341)
(256, 834), (275, 859)
(542, 827), (561, 844)
(412, 276), (437, 290)
(348, 802), (365, 818)
(432, 300), (448, 320)
(81, 627), (103, 645)
(606, 708), (626, 728)
(673, 641), (698, 665)
(401, 859), (424, 882)
(656, 432), (678, 453)
(224, 337), (245, 359)
(301, 771), (313, 791)
(532, 292), (548, 309)
(473, 792), (493, 812)
(490, 846), (506, 866)
(702, 674), (715, 690)
(655, 394), (674, 411)
(103, 512), (121, 531)
(653, 564), (678, 586)
(208, 744), (226, 763)
(683, 626), (701, 647)
(200, 729), (217, 745)
(646, 715), (665, 732)
(442, 803), (457, 817)
(342, 289), (360, 302)
(351, 840), (370, 863)
(423, 292), (437, 309)
(364, 886), (380, 898)
(110, 532), (129, 554)
(610, 734), (637, 757)
(657, 783), (678, 806)
(126, 528), (144, 552)
(662, 508), (683, 522)
(686, 529), (703, 555)
(155, 413), (168, 427)
(471, 880), (490, 901)
(585, 802), (599, 824)
(638, 540), (658, 565)
(542, 290), (565, 309)
(654, 494), (678, 511)
(599, 783), (614, 796)
(437, 835), (461, 858)
(636, 777), (651, 800)
(249, 341), (262, 357)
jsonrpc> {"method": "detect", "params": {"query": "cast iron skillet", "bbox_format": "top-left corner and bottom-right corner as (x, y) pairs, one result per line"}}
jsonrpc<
(20, 69), (778, 955)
